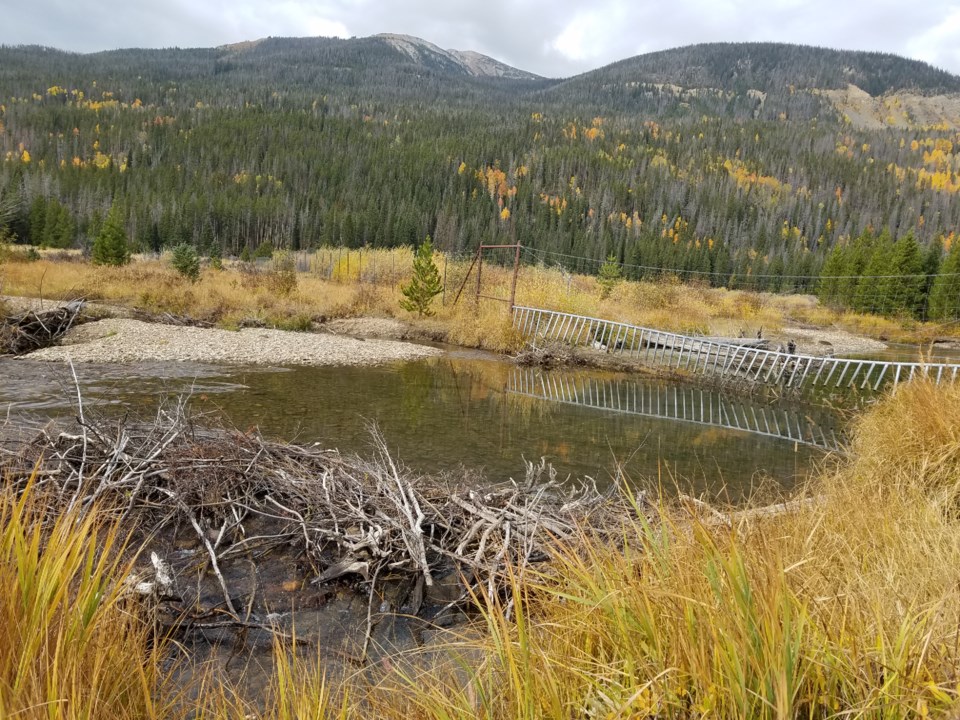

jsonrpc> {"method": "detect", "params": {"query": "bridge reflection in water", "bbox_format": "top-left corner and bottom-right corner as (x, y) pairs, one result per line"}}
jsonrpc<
(508, 367), (845, 455)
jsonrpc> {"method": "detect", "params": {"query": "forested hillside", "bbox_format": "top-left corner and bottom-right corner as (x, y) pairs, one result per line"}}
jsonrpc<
(2, 36), (960, 313)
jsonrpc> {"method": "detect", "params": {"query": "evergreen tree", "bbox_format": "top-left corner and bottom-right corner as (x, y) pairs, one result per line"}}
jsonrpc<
(41, 200), (74, 248)
(399, 236), (442, 317)
(208, 244), (223, 270)
(881, 232), (925, 318)
(170, 242), (201, 281)
(27, 196), (46, 244)
(928, 240), (960, 320)
(921, 238), (943, 316)
(597, 254), (623, 299)
(817, 243), (846, 306)
(838, 230), (874, 307)
(854, 233), (894, 314)
(90, 206), (130, 266)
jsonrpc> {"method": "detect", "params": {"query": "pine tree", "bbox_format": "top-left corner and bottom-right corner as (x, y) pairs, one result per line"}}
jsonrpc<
(170, 243), (201, 281)
(597, 254), (623, 299)
(838, 230), (874, 307)
(854, 233), (894, 314)
(928, 240), (960, 320)
(399, 236), (442, 317)
(882, 232), (925, 318)
(91, 206), (130, 266)
(921, 238), (943, 317)
(817, 243), (846, 306)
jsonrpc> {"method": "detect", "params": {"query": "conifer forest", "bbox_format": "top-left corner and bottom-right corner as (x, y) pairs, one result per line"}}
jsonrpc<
(2, 37), (960, 318)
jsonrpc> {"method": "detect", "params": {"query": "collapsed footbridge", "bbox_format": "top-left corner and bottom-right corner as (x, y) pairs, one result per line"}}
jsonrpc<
(513, 306), (960, 396)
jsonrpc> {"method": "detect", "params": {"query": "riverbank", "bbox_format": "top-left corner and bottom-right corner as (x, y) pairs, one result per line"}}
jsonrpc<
(2, 290), (895, 370)
(1, 380), (958, 717)
(2, 252), (954, 357)
(24, 317), (442, 366)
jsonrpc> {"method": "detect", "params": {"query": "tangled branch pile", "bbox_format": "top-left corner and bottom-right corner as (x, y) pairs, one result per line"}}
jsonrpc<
(513, 339), (582, 368)
(0, 300), (84, 355)
(0, 402), (640, 619)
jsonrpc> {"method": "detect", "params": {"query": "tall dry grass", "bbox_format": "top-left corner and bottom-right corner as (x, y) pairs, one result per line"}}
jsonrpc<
(2, 382), (960, 717)
(0, 477), (173, 720)
(2, 251), (948, 351)
(175, 381), (960, 718)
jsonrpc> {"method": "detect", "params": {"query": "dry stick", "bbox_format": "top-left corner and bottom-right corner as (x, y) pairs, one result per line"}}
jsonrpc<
(265, 494), (315, 552)
(65, 359), (89, 514)
(163, 490), (238, 617)
(360, 562), (384, 663)
(373, 431), (433, 586)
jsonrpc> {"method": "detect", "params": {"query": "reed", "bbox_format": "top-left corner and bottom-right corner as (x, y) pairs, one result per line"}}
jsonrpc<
(0, 477), (174, 720)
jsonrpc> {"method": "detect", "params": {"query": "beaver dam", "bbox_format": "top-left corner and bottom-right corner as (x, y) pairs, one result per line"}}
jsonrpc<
(0, 400), (644, 686)
(1, 355), (838, 498)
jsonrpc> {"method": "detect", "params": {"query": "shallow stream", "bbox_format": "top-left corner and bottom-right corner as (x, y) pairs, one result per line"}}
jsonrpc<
(1, 352), (841, 500)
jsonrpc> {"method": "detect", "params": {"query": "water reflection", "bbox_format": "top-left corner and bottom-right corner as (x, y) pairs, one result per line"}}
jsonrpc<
(0, 356), (839, 499)
(508, 367), (844, 453)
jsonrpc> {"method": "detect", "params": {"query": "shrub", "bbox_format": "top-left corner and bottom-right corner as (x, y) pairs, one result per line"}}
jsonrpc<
(268, 251), (298, 296)
(253, 241), (274, 259)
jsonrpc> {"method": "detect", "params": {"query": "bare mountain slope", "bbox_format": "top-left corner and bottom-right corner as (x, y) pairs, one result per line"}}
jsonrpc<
(375, 33), (540, 80)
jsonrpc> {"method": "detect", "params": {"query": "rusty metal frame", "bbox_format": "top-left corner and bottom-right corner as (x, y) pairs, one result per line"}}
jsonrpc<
(452, 243), (522, 308)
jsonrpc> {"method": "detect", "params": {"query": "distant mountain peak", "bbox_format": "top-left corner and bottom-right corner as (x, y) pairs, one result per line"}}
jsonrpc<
(374, 33), (539, 80)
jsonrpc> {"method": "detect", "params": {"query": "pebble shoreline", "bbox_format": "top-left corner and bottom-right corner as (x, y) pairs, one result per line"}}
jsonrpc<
(24, 318), (443, 366)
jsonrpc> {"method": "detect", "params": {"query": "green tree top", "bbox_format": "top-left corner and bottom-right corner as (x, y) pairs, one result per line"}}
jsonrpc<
(170, 242), (201, 281)
(91, 205), (130, 266)
(400, 236), (443, 317)
(597, 254), (623, 299)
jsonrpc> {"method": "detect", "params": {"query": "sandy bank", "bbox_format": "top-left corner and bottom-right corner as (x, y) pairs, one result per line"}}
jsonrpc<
(24, 318), (442, 366)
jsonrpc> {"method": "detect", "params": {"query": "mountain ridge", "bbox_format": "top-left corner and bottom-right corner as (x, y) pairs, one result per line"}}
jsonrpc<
(3, 32), (960, 291)
(8, 35), (959, 95)
(373, 33), (541, 80)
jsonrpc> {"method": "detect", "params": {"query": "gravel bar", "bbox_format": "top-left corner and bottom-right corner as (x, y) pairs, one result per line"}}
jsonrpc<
(24, 318), (442, 366)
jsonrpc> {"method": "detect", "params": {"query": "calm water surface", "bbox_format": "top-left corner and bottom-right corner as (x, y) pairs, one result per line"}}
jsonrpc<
(0, 353), (842, 499)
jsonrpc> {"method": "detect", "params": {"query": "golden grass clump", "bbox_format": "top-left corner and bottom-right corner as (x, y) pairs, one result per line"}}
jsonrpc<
(443, 302), (524, 352)
(0, 479), (171, 720)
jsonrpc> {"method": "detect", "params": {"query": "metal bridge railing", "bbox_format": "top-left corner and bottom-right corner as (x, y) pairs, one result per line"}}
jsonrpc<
(513, 305), (960, 394)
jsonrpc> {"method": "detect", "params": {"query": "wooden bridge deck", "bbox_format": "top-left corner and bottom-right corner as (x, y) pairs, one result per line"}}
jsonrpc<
(513, 305), (960, 394)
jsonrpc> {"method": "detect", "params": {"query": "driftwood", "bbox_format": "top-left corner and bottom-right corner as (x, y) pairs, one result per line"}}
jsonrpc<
(0, 402), (640, 638)
(0, 300), (84, 355)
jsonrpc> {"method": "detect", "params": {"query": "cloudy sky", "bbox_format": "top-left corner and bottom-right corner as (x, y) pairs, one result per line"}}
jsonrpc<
(3, 0), (959, 79)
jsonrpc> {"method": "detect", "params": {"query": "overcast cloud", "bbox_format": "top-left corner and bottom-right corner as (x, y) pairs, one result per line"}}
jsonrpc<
(3, 0), (959, 79)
